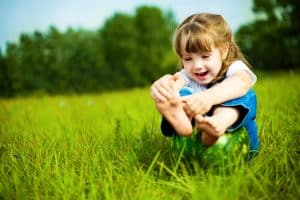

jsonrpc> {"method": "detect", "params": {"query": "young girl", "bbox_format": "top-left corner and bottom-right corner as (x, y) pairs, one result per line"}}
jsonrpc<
(150, 13), (260, 156)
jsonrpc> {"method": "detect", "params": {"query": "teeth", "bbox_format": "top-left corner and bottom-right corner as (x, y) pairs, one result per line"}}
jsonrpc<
(195, 72), (207, 75)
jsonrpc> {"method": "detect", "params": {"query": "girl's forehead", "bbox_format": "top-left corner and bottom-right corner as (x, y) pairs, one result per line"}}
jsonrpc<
(179, 33), (215, 54)
(181, 47), (220, 56)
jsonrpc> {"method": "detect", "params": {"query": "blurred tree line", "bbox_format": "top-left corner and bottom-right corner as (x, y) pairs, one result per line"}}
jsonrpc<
(0, 6), (177, 97)
(235, 0), (300, 70)
(0, 1), (299, 97)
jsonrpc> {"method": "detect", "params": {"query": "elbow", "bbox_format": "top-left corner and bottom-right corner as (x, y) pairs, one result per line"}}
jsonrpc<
(241, 81), (252, 95)
(239, 74), (253, 95)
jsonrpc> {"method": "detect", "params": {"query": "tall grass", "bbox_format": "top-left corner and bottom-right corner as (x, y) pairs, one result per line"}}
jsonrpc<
(0, 72), (299, 199)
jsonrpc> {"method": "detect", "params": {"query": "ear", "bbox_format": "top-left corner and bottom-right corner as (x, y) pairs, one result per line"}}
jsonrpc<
(221, 43), (229, 60)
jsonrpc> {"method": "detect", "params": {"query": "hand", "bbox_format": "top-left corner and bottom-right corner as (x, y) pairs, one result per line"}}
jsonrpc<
(150, 74), (176, 102)
(181, 92), (214, 117)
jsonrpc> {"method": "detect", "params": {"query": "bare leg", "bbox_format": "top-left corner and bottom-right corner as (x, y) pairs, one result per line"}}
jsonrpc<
(195, 106), (239, 145)
(155, 96), (193, 136)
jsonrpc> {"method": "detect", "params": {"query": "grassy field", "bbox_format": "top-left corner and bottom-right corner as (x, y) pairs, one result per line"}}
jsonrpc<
(0, 72), (299, 199)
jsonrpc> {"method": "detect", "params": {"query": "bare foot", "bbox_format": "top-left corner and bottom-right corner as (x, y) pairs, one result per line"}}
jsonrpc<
(195, 115), (228, 145)
(195, 107), (239, 145)
(156, 97), (192, 136)
(195, 115), (227, 136)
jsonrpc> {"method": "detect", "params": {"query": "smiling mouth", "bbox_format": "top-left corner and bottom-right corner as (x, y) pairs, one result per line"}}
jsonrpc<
(194, 71), (208, 79)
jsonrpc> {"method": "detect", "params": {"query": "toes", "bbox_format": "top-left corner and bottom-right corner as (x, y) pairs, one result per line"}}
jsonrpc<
(195, 115), (205, 124)
(195, 114), (203, 121)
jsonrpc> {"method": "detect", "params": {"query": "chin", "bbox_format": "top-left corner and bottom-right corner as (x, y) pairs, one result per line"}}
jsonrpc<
(197, 79), (212, 86)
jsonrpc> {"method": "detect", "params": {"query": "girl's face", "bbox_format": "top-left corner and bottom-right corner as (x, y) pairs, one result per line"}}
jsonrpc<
(181, 46), (223, 86)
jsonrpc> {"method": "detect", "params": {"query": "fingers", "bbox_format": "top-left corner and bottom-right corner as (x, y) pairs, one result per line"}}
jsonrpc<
(195, 114), (205, 123)
(183, 101), (196, 117)
(181, 95), (210, 117)
(184, 106), (196, 117)
(153, 82), (172, 100)
(173, 72), (181, 81)
(150, 85), (167, 102)
(150, 74), (174, 102)
(169, 79), (179, 97)
(180, 96), (194, 117)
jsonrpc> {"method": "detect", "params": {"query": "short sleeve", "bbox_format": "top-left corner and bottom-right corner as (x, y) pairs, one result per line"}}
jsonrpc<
(226, 60), (257, 86)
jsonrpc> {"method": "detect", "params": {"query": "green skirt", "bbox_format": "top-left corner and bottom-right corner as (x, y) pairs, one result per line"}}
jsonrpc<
(171, 128), (249, 167)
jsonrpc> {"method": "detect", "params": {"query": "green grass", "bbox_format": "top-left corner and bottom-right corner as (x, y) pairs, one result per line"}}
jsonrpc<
(1, 72), (300, 199)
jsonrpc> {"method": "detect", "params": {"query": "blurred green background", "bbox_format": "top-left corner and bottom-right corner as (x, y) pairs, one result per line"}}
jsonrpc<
(0, 0), (299, 97)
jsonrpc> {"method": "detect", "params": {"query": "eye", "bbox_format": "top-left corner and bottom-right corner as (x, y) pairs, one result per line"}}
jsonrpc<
(202, 54), (211, 59)
(183, 57), (192, 61)
(184, 57), (192, 61)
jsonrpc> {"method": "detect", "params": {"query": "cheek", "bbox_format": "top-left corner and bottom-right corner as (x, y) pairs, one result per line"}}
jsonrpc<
(210, 60), (222, 73)
(183, 63), (191, 70)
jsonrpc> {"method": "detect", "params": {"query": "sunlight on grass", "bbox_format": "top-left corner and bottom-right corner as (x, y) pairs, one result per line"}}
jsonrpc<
(1, 73), (299, 199)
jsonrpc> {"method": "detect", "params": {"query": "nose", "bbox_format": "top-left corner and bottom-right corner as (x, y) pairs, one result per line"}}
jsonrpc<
(193, 58), (204, 69)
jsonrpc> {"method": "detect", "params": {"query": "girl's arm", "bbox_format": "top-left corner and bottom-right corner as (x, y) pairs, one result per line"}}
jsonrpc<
(182, 70), (253, 117)
(202, 69), (253, 104)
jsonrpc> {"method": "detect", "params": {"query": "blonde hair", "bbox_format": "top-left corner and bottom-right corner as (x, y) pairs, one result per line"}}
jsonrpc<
(173, 13), (251, 84)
